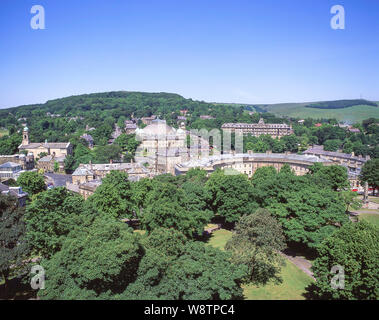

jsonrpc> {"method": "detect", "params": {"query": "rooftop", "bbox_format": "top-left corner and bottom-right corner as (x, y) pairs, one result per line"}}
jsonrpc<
(303, 145), (369, 162)
(176, 152), (331, 169)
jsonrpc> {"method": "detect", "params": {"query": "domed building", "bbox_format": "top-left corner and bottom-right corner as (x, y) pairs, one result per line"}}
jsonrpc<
(135, 119), (188, 175)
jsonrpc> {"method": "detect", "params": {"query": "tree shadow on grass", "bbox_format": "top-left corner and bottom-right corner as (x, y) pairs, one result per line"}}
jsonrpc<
(0, 276), (37, 300)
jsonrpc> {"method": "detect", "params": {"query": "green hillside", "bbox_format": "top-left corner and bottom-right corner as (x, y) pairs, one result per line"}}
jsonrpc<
(258, 101), (379, 123)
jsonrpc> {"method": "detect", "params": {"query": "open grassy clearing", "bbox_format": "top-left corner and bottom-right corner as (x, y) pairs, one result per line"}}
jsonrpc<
(259, 103), (379, 123)
(207, 229), (314, 300)
(359, 213), (379, 228)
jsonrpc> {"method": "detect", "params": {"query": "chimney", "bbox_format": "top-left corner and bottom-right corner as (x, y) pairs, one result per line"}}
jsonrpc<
(351, 152), (355, 157)
(110, 159), (113, 164)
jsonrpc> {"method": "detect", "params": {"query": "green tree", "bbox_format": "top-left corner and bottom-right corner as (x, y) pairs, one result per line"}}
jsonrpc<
(88, 171), (135, 219)
(17, 171), (46, 196)
(309, 164), (350, 191)
(360, 158), (379, 195)
(25, 187), (87, 258)
(123, 239), (247, 300)
(309, 221), (379, 300)
(269, 186), (349, 250)
(225, 208), (286, 285)
(64, 154), (76, 174)
(53, 161), (59, 173)
(206, 170), (258, 223)
(0, 194), (30, 291)
(39, 217), (143, 300)
(324, 139), (342, 152)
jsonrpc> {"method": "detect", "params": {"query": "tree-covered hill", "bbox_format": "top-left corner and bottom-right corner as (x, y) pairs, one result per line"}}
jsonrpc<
(305, 99), (378, 109)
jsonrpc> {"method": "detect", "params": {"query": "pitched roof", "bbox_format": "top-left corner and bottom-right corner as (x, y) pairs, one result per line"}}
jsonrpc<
(19, 142), (70, 149)
(0, 162), (22, 169)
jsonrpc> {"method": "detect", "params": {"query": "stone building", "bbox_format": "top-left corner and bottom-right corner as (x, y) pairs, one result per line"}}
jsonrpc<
(0, 183), (28, 207)
(141, 115), (157, 125)
(18, 127), (72, 157)
(67, 162), (151, 199)
(175, 151), (332, 178)
(36, 155), (66, 173)
(0, 162), (23, 181)
(0, 154), (34, 170)
(221, 118), (293, 138)
(303, 145), (369, 190)
(80, 134), (94, 149)
(134, 119), (188, 175)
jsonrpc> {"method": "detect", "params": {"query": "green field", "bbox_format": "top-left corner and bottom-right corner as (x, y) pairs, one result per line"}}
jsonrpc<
(0, 128), (9, 137)
(359, 213), (379, 228)
(207, 229), (314, 300)
(368, 197), (379, 205)
(258, 103), (379, 123)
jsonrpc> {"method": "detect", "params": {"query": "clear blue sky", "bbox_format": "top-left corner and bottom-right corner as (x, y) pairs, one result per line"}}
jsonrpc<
(1, 0), (379, 108)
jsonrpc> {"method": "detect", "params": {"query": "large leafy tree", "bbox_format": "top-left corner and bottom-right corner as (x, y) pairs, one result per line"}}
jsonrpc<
(308, 164), (350, 191)
(17, 171), (46, 196)
(360, 158), (379, 195)
(0, 194), (30, 291)
(123, 229), (247, 300)
(309, 221), (379, 300)
(89, 171), (135, 219)
(205, 170), (258, 222)
(252, 165), (349, 250)
(141, 181), (212, 238)
(269, 185), (348, 250)
(25, 187), (87, 258)
(38, 218), (143, 300)
(225, 208), (286, 285)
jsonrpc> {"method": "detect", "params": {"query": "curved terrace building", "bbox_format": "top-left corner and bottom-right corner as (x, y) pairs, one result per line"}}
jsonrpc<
(175, 151), (332, 177)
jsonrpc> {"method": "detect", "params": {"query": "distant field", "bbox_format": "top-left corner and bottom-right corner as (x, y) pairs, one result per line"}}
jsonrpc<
(207, 229), (313, 300)
(0, 128), (9, 137)
(258, 103), (379, 123)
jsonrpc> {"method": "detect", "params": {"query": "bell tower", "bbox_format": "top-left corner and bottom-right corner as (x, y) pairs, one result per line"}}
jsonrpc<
(22, 127), (30, 145)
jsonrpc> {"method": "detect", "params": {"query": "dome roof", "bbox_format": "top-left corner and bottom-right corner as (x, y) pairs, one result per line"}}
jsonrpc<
(142, 119), (176, 136)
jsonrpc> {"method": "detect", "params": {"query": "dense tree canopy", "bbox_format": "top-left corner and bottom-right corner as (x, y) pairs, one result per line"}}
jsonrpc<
(309, 221), (379, 300)
(25, 187), (88, 258)
(205, 170), (258, 223)
(0, 194), (30, 290)
(88, 171), (135, 219)
(39, 217), (143, 300)
(17, 171), (46, 196)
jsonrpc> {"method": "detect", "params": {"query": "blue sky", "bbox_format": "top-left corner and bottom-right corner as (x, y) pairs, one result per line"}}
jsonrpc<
(1, 0), (379, 108)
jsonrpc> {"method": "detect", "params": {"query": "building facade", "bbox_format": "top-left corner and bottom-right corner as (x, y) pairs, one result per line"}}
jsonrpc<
(36, 155), (66, 173)
(0, 154), (34, 170)
(67, 161), (151, 199)
(18, 127), (72, 157)
(221, 118), (293, 138)
(175, 151), (332, 178)
(135, 119), (189, 175)
(303, 145), (369, 190)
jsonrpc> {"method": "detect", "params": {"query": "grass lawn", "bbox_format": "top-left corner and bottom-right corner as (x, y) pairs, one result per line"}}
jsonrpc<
(368, 197), (379, 205)
(207, 229), (314, 300)
(243, 260), (313, 300)
(0, 128), (9, 137)
(206, 229), (233, 250)
(359, 213), (379, 228)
